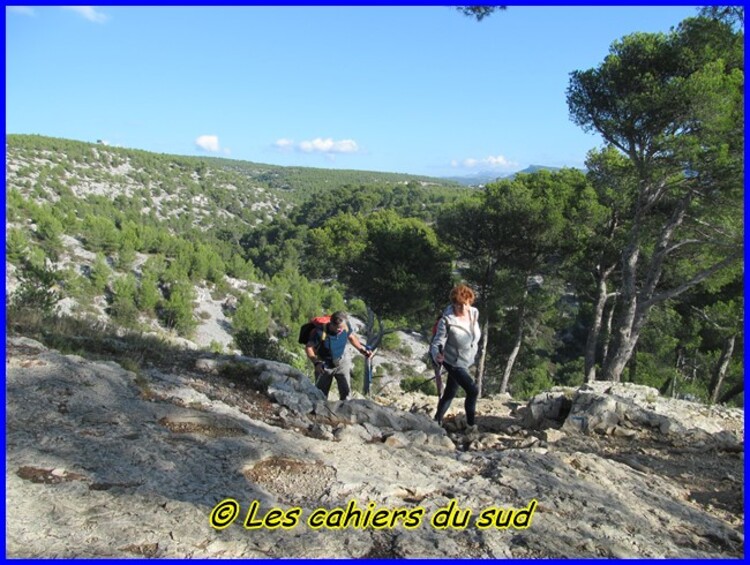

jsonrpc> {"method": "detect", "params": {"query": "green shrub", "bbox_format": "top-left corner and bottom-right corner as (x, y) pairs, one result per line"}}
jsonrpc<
(347, 298), (368, 319)
(110, 274), (140, 328)
(232, 295), (271, 334)
(9, 263), (61, 316)
(234, 329), (293, 365)
(136, 274), (161, 313)
(158, 281), (197, 337)
(509, 365), (555, 400)
(380, 332), (401, 351)
(6, 228), (31, 263)
(400, 375), (437, 396)
(555, 358), (586, 387)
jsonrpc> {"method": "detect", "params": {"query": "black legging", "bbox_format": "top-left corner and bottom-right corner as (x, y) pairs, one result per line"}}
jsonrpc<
(434, 363), (478, 426)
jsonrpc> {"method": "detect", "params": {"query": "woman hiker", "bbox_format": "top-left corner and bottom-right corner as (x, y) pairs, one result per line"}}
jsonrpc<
(430, 284), (481, 433)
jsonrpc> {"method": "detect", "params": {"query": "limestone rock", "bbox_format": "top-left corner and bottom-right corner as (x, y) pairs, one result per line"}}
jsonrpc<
(5, 337), (743, 558)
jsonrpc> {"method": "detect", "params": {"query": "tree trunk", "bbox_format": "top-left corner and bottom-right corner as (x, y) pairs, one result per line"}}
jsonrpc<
(584, 265), (615, 382)
(600, 295), (616, 374)
(363, 306), (384, 349)
(474, 317), (489, 397)
(473, 257), (498, 398)
(602, 242), (640, 382)
(671, 348), (684, 398)
(627, 343), (637, 383)
(709, 334), (735, 404)
(499, 290), (527, 394)
(602, 194), (695, 383)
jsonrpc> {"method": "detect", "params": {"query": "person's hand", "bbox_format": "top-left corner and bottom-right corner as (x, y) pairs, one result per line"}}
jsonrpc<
(362, 348), (373, 358)
(435, 351), (445, 365)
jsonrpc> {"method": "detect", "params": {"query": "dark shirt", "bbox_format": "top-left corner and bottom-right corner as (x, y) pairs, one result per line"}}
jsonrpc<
(309, 321), (352, 362)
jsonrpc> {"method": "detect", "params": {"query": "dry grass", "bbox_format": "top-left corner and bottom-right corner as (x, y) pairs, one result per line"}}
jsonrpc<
(6, 306), (201, 376)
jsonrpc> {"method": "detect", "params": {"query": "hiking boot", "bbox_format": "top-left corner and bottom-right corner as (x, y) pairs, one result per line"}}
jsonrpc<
(465, 424), (479, 435)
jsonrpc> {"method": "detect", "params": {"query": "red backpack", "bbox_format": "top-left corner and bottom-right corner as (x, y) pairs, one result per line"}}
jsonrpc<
(298, 315), (331, 345)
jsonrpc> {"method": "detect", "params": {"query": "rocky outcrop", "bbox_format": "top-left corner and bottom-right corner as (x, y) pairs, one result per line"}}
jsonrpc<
(521, 383), (743, 450)
(5, 337), (744, 558)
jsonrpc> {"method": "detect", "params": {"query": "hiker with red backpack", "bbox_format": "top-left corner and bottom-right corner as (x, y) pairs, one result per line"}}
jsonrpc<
(304, 311), (372, 400)
(430, 284), (481, 432)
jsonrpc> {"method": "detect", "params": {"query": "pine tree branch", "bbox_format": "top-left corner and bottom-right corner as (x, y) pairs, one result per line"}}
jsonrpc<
(641, 250), (743, 309)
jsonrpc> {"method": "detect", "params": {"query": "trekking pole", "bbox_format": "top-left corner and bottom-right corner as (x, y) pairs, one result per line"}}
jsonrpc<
(363, 345), (375, 396)
(434, 345), (444, 397)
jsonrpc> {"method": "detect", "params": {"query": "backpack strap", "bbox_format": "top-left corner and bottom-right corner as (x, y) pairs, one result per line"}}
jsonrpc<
(314, 326), (328, 353)
(431, 316), (450, 346)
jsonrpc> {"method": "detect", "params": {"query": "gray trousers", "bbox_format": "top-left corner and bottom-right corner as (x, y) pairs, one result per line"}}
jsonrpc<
(315, 358), (351, 400)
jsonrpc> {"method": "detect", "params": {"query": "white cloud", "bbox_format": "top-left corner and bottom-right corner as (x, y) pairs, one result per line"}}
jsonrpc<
(452, 154), (518, 171)
(274, 138), (295, 151)
(195, 135), (221, 153)
(277, 137), (359, 155)
(299, 138), (359, 154)
(7, 6), (36, 16)
(62, 6), (109, 24)
(485, 155), (516, 168)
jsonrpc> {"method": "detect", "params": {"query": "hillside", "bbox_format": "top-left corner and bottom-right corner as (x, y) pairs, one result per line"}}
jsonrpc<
(6, 335), (743, 557)
(5, 133), (466, 384)
(198, 154), (464, 193)
(6, 134), (462, 205)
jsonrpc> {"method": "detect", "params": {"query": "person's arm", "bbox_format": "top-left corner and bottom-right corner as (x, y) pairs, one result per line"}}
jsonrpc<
(431, 316), (448, 364)
(348, 333), (371, 356)
(306, 334), (325, 371)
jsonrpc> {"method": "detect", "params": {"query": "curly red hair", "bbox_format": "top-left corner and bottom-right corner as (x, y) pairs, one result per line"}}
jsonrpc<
(450, 284), (475, 306)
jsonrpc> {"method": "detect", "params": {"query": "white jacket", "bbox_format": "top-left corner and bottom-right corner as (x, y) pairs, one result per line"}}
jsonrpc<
(430, 305), (481, 369)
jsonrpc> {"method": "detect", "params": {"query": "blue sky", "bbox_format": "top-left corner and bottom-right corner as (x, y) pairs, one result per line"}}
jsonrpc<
(6, 5), (701, 178)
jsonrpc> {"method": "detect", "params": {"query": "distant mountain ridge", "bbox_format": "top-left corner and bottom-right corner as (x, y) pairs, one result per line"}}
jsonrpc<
(443, 164), (569, 186)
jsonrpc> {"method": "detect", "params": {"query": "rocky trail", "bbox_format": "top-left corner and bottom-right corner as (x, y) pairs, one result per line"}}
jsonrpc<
(5, 336), (744, 558)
